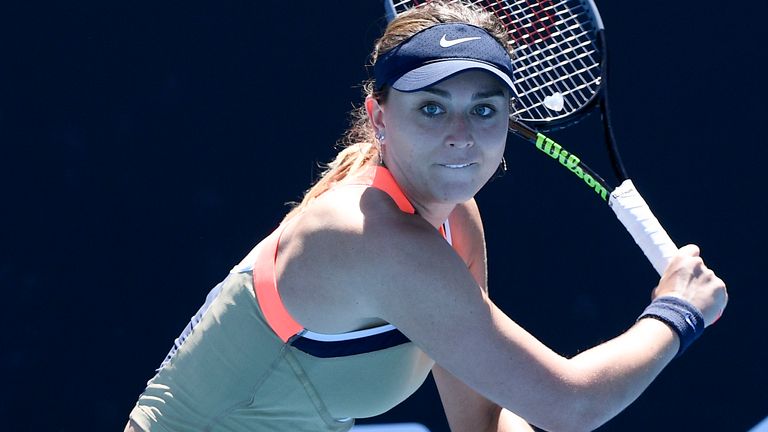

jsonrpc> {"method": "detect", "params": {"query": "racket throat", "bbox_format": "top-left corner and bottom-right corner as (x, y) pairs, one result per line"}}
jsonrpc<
(534, 133), (610, 202)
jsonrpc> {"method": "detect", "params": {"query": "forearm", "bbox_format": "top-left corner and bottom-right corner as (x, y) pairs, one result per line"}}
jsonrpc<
(562, 318), (679, 430)
(475, 318), (677, 432)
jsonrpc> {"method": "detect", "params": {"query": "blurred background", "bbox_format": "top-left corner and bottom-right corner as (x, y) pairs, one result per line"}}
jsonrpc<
(1, 1), (766, 430)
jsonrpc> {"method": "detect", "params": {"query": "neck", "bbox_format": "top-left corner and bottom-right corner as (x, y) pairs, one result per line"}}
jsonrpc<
(374, 164), (457, 228)
(411, 201), (455, 229)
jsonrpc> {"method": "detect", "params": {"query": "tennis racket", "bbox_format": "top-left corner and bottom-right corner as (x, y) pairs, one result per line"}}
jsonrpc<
(384, 0), (677, 276)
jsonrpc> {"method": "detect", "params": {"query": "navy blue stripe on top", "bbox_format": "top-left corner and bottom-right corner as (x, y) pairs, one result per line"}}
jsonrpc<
(290, 325), (411, 358)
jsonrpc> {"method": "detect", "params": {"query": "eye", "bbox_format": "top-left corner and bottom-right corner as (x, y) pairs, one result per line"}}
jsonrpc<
(419, 103), (445, 117)
(472, 105), (496, 118)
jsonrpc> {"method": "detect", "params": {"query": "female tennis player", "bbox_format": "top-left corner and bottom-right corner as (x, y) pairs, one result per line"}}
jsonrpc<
(124, 2), (727, 431)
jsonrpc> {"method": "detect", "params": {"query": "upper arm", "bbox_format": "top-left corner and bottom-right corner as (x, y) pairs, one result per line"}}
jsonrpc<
(433, 363), (501, 432)
(433, 364), (535, 432)
(437, 201), (497, 430)
(436, 202), (534, 432)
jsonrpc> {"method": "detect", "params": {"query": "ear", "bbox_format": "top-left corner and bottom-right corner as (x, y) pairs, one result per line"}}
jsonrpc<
(365, 96), (386, 134)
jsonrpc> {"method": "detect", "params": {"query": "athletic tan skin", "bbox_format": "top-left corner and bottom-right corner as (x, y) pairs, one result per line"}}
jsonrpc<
(126, 25), (727, 432)
(287, 71), (727, 431)
(127, 70), (725, 432)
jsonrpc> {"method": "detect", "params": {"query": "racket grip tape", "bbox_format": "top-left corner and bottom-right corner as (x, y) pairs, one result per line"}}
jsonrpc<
(608, 180), (678, 275)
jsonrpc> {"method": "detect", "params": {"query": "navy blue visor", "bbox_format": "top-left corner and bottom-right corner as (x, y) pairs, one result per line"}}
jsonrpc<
(373, 23), (516, 95)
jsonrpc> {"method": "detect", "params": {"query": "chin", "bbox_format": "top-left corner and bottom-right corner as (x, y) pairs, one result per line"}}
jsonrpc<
(435, 167), (493, 197)
(432, 180), (483, 204)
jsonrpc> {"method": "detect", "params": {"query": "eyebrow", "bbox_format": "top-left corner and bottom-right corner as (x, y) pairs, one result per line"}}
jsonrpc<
(421, 87), (507, 100)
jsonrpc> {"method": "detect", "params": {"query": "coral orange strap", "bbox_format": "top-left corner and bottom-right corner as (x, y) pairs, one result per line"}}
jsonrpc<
(253, 165), (418, 343)
(345, 166), (415, 214)
(252, 227), (303, 342)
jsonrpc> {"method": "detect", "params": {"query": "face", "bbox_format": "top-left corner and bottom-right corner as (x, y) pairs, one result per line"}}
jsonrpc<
(369, 70), (510, 208)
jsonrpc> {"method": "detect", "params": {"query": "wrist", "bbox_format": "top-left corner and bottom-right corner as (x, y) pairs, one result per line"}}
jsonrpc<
(637, 296), (705, 358)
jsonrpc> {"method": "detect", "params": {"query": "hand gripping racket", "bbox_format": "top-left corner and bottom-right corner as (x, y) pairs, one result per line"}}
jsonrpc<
(384, 0), (677, 276)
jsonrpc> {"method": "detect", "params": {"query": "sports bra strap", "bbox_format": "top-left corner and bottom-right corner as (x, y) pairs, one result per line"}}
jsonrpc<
(341, 166), (415, 214)
(252, 228), (302, 342)
(253, 165), (439, 343)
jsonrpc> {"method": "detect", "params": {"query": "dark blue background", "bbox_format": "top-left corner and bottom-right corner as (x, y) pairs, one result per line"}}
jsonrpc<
(1, 1), (766, 431)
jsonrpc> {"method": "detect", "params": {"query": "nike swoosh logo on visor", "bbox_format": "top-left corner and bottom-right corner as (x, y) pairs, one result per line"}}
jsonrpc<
(439, 34), (482, 48)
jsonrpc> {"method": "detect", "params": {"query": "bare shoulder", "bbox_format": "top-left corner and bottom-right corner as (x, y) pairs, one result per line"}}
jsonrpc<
(276, 185), (453, 333)
(277, 188), (572, 426)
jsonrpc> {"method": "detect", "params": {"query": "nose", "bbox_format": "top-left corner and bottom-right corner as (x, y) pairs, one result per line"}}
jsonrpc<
(446, 114), (474, 149)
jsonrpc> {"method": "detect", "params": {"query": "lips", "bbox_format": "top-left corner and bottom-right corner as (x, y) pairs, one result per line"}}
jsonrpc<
(438, 162), (476, 168)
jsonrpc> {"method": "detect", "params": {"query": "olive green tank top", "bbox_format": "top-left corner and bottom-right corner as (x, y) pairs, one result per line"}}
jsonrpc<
(129, 166), (450, 431)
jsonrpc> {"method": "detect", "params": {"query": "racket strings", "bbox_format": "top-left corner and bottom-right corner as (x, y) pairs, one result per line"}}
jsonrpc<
(390, 0), (603, 123)
(510, 7), (597, 116)
(503, 1), (601, 121)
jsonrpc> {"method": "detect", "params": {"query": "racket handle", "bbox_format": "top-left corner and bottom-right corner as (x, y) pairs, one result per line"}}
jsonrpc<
(608, 179), (678, 275)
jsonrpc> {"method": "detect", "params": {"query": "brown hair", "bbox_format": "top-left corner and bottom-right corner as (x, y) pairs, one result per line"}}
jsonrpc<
(282, 1), (512, 222)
